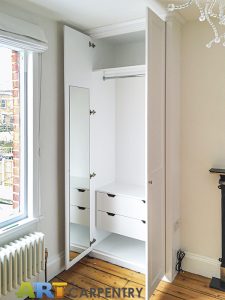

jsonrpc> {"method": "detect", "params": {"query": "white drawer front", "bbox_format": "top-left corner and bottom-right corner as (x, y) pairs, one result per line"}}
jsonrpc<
(70, 188), (90, 208)
(97, 211), (146, 241)
(97, 192), (146, 221)
(70, 205), (90, 226)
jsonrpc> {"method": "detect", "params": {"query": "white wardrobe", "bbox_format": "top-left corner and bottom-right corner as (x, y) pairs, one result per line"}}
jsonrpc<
(65, 8), (166, 299)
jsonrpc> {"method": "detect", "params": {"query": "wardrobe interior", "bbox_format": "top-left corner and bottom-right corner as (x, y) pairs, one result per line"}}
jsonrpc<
(68, 27), (147, 273)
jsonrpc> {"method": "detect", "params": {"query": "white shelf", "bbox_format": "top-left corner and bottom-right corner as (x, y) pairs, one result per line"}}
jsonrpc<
(96, 182), (145, 200)
(92, 233), (146, 273)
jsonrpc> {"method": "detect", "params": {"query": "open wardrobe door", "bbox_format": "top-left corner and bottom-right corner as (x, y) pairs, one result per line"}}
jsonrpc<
(64, 26), (94, 269)
(146, 8), (166, 298)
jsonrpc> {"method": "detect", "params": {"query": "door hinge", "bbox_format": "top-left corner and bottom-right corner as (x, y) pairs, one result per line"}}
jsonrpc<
(90, 109), (96, 115)
(90, 172), (96, 179)
(89, 41), (96, 48)
(90, 238), (96, 246)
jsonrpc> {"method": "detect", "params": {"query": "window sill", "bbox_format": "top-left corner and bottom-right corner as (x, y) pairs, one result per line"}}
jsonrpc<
(0, 217), (41, 239)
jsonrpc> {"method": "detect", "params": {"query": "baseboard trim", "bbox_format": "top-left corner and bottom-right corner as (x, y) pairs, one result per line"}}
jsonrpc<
(38, 251), (65, 281)
(183, 251), (220, 279)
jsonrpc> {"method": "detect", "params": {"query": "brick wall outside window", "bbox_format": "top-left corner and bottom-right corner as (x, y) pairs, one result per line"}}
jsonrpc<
(12, 51), (20, 209)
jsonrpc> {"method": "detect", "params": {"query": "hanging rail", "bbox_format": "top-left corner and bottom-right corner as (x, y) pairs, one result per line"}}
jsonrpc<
(103, 73), (145, 81)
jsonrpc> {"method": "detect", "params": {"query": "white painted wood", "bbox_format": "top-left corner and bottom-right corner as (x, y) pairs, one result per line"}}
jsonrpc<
(91, 233), (146, 273)
(64, 25), (93, 270)
(96, 182), (145, 199)
(97, 192), (146, 220)
(165, 16), (182, 282)
(70, 189), (90, 208)
(97, 211), (146, 241)
(64, 26), (93, 88)
(90, 70), (116, 245)
(146, 8), (166, 298)
(70, 206), (90, 226)
(87, 18), (146, 39)
(93, 35), (145, 69)
(115, 76), (145, 186)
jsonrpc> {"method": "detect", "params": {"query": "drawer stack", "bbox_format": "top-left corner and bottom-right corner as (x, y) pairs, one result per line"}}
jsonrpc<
(70, 188), (90, 226)
(96, 191), (146, 241)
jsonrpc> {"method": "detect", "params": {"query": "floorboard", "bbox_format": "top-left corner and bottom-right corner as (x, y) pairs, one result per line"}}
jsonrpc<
(52, 254), (223, 299)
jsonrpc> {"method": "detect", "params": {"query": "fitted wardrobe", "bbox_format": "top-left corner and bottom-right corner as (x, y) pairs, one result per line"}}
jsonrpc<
(65, 8), (166, 299)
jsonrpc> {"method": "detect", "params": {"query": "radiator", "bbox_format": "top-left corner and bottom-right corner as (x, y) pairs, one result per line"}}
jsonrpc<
(0, 232), (45, 297)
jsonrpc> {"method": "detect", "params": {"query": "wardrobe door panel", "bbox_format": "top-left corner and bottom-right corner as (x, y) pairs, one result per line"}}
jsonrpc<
(64, 26), (93, 88)
(146, 8), (166, 298)
(64, 26), (93, 270)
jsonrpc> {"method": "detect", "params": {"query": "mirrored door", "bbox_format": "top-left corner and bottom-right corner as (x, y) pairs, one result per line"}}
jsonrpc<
(69, 86), (90, 262)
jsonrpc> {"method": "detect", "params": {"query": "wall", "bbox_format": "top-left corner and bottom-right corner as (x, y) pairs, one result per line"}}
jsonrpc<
(181, 20), (225, 278)
(0, 0), (65, 292)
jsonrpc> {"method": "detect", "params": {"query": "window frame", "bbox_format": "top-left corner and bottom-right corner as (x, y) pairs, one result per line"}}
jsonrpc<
(0, 47), (30, 230)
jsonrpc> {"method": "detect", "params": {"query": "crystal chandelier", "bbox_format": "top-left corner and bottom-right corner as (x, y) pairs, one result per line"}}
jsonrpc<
(168, 0), (225, 48)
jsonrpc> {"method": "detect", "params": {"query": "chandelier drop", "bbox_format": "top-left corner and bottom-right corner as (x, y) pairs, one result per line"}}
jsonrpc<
(168, 0), (225, 48)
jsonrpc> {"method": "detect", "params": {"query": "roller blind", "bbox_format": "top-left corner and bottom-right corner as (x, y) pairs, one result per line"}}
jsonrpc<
(0, 12), (48, 52)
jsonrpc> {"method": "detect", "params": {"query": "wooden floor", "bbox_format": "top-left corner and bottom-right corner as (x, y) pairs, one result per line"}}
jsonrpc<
(52, 255), (225, 299)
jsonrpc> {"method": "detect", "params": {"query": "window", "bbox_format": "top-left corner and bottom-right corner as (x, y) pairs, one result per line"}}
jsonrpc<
(0, 46), (28, 228)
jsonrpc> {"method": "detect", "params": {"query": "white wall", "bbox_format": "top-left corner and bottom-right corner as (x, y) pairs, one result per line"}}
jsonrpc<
(181, 20), (225, 278)
(0, 0), (65, 289)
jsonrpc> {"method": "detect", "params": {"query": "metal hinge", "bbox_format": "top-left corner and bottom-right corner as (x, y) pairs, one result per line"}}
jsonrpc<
(90, 172), (96, 179)
(90, 238), (96, 246)
(89, 41), (96, 48)
(90, 109), (96, 115)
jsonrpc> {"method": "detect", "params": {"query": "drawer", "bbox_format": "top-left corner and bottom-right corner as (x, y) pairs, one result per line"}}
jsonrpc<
(70, 205), (90, 226)
(70, 188), (90, 208)
(97, 192), (146, 221)
(96, 211), (146, 241)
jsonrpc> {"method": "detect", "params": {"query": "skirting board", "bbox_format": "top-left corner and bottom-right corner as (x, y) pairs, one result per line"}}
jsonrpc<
(183, 251), (220, 279)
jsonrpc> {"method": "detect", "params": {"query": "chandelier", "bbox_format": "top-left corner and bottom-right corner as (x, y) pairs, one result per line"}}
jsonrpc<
(168, 0), (225, 48)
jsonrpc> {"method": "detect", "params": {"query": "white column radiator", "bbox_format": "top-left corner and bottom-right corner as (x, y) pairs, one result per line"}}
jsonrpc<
(0, 232), (45, 297)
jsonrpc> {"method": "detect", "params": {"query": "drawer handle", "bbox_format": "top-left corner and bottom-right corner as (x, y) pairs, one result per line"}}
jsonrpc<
(107, 212), (115, 217)
(107, 193), (116, 198)
(77, 189), (86, 193)
(142, 220), (146, 224)
(77, 206), (86, 210)
(142, 200), (146, 203)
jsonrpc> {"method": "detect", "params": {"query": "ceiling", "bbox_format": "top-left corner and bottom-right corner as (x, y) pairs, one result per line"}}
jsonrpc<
(4, 0), (200, 31)
(158, 0), (200, 21)
(26, 0), (152, 30)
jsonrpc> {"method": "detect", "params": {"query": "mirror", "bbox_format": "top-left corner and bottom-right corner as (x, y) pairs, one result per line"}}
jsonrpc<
(69, 86), (90, 261)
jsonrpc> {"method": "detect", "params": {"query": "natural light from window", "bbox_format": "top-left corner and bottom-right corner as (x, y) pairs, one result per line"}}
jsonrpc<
(0, 46), (27, 227)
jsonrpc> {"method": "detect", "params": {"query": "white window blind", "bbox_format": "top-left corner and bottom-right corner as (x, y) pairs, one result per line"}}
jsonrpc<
(0, 12), (48, 53)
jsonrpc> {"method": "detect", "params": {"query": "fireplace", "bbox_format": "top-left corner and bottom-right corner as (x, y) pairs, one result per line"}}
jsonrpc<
(210, 168), (225, 291)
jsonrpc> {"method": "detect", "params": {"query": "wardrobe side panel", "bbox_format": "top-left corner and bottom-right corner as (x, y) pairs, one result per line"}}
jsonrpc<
(146, 8), (166, 298)
(115, 77), (145, 186)
(90, 71), (116, 242)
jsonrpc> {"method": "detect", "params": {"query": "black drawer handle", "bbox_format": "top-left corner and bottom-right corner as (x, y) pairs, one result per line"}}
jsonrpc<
(107, 212), (115, 217)
(77, 189), (86, 193)
(142, 220), (146, 224)
(142, 200), (146, 203)
(77, 206), (86, 210)
(107, 193), (116, 198)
